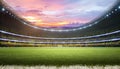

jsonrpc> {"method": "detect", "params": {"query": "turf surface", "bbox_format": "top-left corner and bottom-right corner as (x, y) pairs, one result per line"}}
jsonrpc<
(0, 47), (120, 65)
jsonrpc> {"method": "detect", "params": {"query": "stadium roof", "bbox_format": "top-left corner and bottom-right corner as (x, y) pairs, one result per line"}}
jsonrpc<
(1, 0), (118, 31)
(0, 1), (120, 38)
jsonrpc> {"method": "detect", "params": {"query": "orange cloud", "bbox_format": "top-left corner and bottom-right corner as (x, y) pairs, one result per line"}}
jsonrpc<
(32, 21), (69, 27)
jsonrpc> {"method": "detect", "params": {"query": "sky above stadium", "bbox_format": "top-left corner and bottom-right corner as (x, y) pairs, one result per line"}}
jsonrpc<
(3, 0), (117, 28)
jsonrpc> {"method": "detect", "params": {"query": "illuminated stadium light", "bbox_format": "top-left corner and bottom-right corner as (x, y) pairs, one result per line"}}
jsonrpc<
(118, 6), (120, 9)
(6, 11), (8, 13)
(33, 26), (38, 29)
(115, 9), (118, 11)
(88, 24), (92, 27)
(9, 13), (11, 15)
(109, 13), (111, 16)
(106, 14), (109, 17)
(83, 26), (88, 29)
(22, 22), (27, 25)
(112, 11), (114, 13)
(95, 21), (98, 24)
(2, 8), (5, 11)
(57, 30), (63, 32)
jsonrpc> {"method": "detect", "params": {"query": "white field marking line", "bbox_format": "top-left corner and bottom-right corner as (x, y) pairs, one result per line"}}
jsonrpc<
(0, 65), (120, 69)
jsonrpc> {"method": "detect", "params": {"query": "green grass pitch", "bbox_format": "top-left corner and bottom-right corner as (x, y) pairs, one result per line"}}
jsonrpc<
(0, 47), (120, 65)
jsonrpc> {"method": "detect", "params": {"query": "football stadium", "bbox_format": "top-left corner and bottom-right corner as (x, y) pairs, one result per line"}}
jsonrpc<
(0, 0), (120, 69)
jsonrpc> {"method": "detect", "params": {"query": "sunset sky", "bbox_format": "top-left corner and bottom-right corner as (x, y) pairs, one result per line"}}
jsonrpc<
(3, 0), (117, 28)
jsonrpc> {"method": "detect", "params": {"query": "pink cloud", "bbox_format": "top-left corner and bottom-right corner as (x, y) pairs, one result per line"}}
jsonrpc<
(4, 0), (117, 28)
